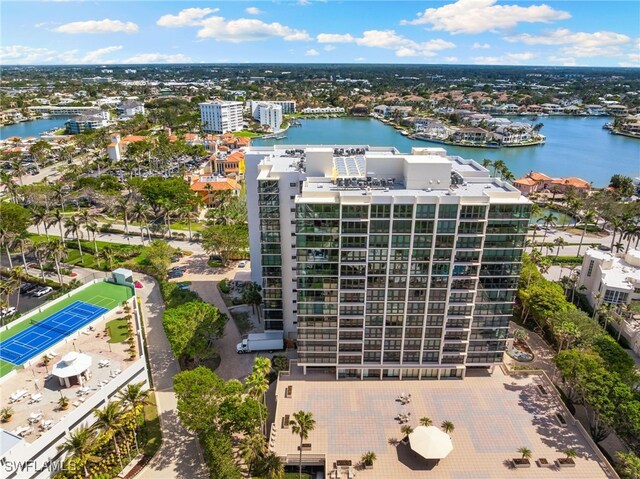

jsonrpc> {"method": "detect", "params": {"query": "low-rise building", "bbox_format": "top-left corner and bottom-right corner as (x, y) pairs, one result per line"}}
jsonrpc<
(451, 127), (489, 144)
(578, 248), (640, 308)
(116, 99), (145, 118)
(300, 106), (345, 114)
(513, 171), (590, 196)
(64, 111), (110, 134)
(186, 174), (241, 207)
(107, 133), (147, 161)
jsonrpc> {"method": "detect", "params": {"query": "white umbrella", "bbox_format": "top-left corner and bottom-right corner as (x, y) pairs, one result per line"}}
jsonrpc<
(52, 352), (92, 379)
(408, 426), (453, 460)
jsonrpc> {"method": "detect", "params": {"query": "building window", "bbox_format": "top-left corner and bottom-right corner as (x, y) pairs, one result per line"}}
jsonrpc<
(587, 260), (595, 277)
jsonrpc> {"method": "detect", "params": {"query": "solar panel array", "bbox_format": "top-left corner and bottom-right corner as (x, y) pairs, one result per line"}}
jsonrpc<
(333, 155), (366, 178)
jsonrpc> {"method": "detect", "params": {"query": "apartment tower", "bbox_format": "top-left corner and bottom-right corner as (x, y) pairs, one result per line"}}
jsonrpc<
(199, 100), (243, 134)
(246, 145), (529, 380)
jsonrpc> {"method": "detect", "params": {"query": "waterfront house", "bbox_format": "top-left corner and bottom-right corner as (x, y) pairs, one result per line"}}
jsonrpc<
(563, 105), (582, 115)
(541, 103), (563, 114)
(492, 123), (533, 145)
(350, 103), (369, 116)
(116, 99), (145, 118)
(513, 171), (590, 196)
(65, 112), (109, 134)
(607, 104), (628, 116)
(415, 119), (451, 140)
(451, 127), (489, 144)
(498, 103), (520, 114)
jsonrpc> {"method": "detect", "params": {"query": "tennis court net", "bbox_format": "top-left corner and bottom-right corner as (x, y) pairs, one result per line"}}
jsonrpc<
(30, 319), (71, 335)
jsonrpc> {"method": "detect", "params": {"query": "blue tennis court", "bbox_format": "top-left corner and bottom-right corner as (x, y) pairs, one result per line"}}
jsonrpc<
(0, 301), (108, 365)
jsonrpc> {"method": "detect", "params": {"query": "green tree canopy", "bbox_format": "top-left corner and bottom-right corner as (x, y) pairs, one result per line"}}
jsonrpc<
(0, 202), (31, 235)
(202, 224), (249, 266)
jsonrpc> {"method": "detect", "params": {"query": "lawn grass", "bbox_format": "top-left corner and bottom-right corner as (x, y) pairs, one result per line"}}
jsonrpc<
(0, 282), (133, 343)
(141, 392), (162, 457)
(0, 359), (15, 377)
(106, 317), (130, 343)
(232, 130), (261, 138)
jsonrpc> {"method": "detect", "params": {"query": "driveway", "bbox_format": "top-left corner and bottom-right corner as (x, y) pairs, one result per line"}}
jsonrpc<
(136, 274), (208, 479)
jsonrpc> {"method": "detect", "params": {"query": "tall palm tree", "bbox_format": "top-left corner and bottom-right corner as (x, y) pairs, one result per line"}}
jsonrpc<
(86, 222), (99, 255)
(290, 410), (316, 479)
(246, 371), (269, 435)
(34, 242), (49, 281)
(553, 237), (567, 257)
(92, 401), (126, 467)
(10, 158), (27, 186)
(419, 417), (433, 427)
(0, 227), (15, 269)
(441, 420), (455, 434)
(50, 209), (65, 241)
(31, 206), (47, 237)
(576, 209), (597, 257)
(50, 182), (66, 211)
(46, 239), (67, 285)
(481, 159), (492, 170)
(0, 172), (20, 203)
(131, 203), (150, 244)
(492, 159), (506, 178)
(115, 197), (131, 235)
(8, 266), (24, 312)
(64, 215), (84, 261)
(537, 212), (558, 247)
(57, 426), (100, 477)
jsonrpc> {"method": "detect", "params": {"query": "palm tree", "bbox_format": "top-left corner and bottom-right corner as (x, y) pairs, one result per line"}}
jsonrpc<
(481, 158), (492, 170)
(34, 242), (48, 281)
(419, 417), (433, 427)
(0, 172), (20, 203)
(46, 239), (67, 285)
(537, 212), (558, 247)
(131, 203), (150, 244)
(115, 197), (131, 235)
(240, 433), (267, 474)
(576, 209), (597, 257)
(492, 159), (506, 178)
(8, 266), (23, 312)
(50, 209), (65, 241)
(517, 446), (532, 460)
(246, 371), (269, 435)
(86, 222), (99, 255)
(92, 401), (126, 467)
(0, 228), (15, 269)
(255, 451), (285, 479)
(64, 215), (84, 261)
(441, 420), (455, 434)
(50, 182), (66, 211)
(31, 206), (47, 237)
(57, 426), (100, 477)
(97, 246), (116, 270)
(290, 410), (316, 479)
(10, 158), (27, 185)
(117, 381), (150, 427)
(553, 237), (567, 257)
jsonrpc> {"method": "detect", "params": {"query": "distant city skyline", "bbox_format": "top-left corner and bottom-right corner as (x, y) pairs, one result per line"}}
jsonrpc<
(1, 0), (638, 67)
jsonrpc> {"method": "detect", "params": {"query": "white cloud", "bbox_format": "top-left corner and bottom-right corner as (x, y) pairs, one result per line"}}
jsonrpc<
(505, 29), (630, 57)
(157, 9), (310, 42)
(444, 56), (459, 62)
(245, 7), (263, 15)
(196, 17), (310, 42)
(401, 0), (570, 34)
(473, 52), (536, 65)
(619, 52), (640, 67)
(323, 45), (336, 52)
(54, 19), (138, 34)
(317, 29), (454, 57)
(472, 42), (491, 49)
(157, 8), (219, 28)
(316, 33), (355, 43)
(549, 55), (578, 66)
(0, 44), (123, 64)
(81, 45), (123, 63)
(123, 53), (191, 64)
(354, 57), (366, 62)
(305, 49), (319, 56)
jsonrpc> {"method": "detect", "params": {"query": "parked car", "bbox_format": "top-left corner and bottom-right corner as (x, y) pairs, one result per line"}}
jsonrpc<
(597, 244), (611, 251)
(32, 286), (53, 297)
(238, 261), (246, 268)
(170, 265), (187, 273)
(0, 307), (17, 318)
(177, 283), (190, 291)
(170, 256), (180, 263)
(167, 270), (184, 279)
(19, 283), (33, 294)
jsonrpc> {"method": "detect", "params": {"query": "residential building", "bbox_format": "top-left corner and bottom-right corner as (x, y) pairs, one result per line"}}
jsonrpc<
(29, 106), (109, 117)
(107, 134), (147, 162)
(64, 112), (109, 134)
(491, 123), (534, 145)
(246, 145), (530, 380)
(247, 100), (296, 116)
(513, 171), (591, 196)
(451, 127), (489, 144)
(300, 106), (345, 114)
(213, 150), (245, 176)
(186, 174), (241, 207)
(116, 99), (145, 118)
(199, 100), (243, 134)
(252, 102), (283, 132)
(0, 272), (150, 479)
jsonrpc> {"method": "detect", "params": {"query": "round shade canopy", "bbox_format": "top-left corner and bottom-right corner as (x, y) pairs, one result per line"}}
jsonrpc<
(408, 426), (453, 460)
(52, 352), (92, 378)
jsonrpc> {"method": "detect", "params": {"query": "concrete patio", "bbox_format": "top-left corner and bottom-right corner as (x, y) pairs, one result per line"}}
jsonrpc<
(270, 365), (616, 479)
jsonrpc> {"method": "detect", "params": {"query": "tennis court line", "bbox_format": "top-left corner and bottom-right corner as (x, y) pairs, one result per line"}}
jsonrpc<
(86, 295), (117, 308)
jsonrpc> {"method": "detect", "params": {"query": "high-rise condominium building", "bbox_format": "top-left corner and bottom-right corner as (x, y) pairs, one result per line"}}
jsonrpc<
(256, 102), (283, 132)
(199, 100), (243, 133)
(247, 100), (296, 116)
(246, 145), (530, 380)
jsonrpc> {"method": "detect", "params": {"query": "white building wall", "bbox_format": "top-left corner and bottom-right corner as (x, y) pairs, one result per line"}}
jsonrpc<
(199, 101), (243, 133)
(258, 104), (283, 132)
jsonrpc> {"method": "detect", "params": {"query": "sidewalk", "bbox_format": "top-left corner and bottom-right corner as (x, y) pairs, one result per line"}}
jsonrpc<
(136, 274), (208, 479)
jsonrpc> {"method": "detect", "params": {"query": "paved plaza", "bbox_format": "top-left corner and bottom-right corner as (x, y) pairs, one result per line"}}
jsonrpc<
(271, 366), (615, 479)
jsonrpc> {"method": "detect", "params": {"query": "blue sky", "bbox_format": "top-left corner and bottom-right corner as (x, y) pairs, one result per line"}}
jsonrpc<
(1, 1), (638, 67)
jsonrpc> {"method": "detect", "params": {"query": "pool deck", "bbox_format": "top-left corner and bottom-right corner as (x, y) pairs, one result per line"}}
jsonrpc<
(271, 365), (616, 479)
(0, 304), (137, 444)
